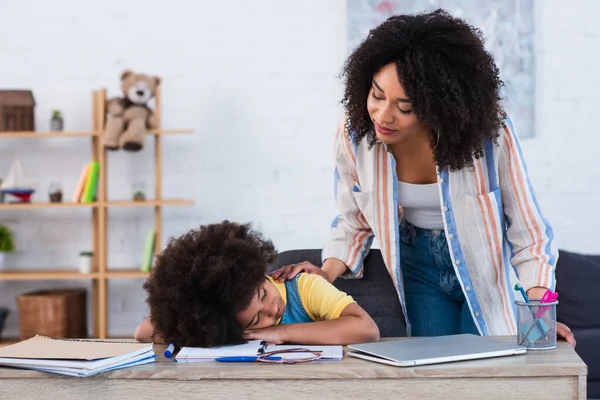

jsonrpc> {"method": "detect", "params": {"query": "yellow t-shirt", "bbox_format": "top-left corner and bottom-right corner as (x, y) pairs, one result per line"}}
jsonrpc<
(267, 274), (355, 323)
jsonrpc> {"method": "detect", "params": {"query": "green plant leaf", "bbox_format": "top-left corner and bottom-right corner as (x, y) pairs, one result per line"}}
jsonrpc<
(0, 224), (15, 252)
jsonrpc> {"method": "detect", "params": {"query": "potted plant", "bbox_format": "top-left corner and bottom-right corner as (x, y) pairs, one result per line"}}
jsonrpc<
(0, 224), (15, 270)
(78, 251), (93, 273)
(50, 110), (64, 131)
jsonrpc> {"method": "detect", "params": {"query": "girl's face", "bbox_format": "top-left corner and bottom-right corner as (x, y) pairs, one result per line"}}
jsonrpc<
(366, 62), (430, 145)
(236, 278), (285, 331)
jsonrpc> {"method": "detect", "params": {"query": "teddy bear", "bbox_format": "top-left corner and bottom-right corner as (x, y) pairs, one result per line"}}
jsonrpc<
(103, 70), (160, 151)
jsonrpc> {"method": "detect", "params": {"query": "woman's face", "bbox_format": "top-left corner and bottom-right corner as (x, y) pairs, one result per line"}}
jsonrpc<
(366, 63), (430, 145)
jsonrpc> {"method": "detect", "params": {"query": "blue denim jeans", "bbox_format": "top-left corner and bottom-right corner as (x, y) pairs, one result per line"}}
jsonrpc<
(400, 218), (480, 337)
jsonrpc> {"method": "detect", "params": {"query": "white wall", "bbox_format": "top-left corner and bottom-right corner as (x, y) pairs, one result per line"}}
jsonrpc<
(0, 0), (598, 338)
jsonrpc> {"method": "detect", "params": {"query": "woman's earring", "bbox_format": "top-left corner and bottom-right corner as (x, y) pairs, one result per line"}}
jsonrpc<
(433, 130), (440, 148)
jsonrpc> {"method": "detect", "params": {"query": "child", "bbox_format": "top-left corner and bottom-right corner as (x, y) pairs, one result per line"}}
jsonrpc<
(134, 220), (380, 347)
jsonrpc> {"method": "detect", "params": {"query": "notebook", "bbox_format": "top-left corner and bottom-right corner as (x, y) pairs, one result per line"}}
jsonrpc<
(0, 335), (156, 377)
(175, 340), (343, 362)
(346, 334), (526, 367)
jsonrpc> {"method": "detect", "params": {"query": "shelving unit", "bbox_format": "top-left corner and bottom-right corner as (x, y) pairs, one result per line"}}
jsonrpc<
(0, 85), (193, 343)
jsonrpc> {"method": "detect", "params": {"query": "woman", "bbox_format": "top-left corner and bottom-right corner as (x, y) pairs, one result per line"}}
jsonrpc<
(271, 9), (575, 345)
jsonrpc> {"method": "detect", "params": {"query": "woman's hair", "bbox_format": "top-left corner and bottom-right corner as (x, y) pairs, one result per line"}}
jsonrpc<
(341, 8), (505, 171)
(143, 220), (278, 347)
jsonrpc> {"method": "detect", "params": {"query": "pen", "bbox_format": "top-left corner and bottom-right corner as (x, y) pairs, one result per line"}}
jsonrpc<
(164, 342), (176, 358)
(215, 356), (282, 363)
(514, 284), (529, 302)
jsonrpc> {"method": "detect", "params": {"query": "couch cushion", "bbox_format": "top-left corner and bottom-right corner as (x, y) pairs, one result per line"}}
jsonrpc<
(556, 250), (600, 329)
(570, 327), (600, 399)
(268, 249), (407, 337)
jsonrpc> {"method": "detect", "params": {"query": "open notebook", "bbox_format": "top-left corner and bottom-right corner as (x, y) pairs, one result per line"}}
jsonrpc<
(0, 335), (156, 377)
(175, 340), (343, 362)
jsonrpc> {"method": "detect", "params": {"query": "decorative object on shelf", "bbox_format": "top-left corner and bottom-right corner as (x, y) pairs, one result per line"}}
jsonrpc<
(0, 224), (15, 270)
(0, 154), (35, 203)
(0, 307), (8, 339)
(0, 90), (35, 132)
(72, 161), (99, 204)
(50, 110), (64, 131)
(17, 289), (87, 340)
(48, 182), (63, 203)
(132, 182), (146, 201)
(140, 230), (156, 272)
(78, 251), (92, 274)
(104, 70), (160, 152)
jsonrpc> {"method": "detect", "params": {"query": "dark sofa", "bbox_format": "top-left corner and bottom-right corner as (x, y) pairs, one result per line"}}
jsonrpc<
(268, 248), (600, 399)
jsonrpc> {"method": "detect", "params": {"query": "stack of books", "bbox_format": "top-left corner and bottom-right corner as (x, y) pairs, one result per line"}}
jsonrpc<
(0, 335), (155, 377)
(72, 161), (99, 204)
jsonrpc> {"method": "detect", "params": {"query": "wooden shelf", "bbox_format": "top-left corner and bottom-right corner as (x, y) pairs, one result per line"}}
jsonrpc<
(106, 270), (150, 279)
(0, 199), (191, 209)
(0, 129), (192, 139)
(0, 270), (99, 280)
(105, 199), (193, 207)
(147, 129), (193, 135)
(0, 131), (97, 138)
(0, 202), (97, 210)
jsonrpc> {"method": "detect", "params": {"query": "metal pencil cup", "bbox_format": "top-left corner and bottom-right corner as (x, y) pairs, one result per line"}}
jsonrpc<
(515, 299), (558, 350)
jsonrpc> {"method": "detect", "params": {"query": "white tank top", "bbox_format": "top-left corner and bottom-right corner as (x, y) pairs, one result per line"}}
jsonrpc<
(397, 181), (444, 230)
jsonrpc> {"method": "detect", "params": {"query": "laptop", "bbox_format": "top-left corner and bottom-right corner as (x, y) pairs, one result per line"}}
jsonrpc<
(346, 334), (526, 367)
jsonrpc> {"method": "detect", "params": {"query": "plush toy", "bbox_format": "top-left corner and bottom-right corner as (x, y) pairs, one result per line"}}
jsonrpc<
(104, 70), (160, 151)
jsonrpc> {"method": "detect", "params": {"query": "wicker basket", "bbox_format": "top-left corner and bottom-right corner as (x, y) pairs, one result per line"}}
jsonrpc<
(17, 289), (87, 340)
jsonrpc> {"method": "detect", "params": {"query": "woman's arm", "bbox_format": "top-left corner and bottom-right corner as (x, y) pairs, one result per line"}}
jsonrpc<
(269, 258), (348, 285)
(270, 117), (374, 285)
(498, 116), (558, 293)
(321, 117), (375, 279)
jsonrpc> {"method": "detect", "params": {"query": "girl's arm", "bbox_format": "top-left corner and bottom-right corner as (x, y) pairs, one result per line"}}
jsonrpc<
(246, 274), (380, 345)
(244, 303), (380, 345)
(134, 317), (167, 344)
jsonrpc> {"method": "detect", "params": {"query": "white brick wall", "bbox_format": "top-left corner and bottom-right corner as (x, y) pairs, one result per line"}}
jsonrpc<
(0, 0), (598, 338)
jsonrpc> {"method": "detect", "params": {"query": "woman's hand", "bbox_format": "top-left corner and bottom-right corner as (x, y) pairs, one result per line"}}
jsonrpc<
(557, 322), (576, 348)
(269, 261), (328, 282)
(244, 326), (284, 345)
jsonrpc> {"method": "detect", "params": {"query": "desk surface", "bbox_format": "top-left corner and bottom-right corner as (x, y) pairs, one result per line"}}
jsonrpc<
(0, 336), (587, 381)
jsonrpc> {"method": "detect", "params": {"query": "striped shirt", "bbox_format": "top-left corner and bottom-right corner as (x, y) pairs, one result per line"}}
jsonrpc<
(321, 113), (558, 336)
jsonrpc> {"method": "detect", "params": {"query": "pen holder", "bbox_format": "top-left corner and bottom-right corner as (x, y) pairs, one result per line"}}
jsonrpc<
(515, 299), (558, 350)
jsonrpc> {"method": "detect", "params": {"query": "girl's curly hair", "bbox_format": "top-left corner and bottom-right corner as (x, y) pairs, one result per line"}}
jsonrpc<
(143, 220), (278, 347)
(341, 8), (506, 171)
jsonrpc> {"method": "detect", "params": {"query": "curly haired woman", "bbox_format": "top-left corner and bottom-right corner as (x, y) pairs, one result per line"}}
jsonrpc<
(271, 9), (575, 346)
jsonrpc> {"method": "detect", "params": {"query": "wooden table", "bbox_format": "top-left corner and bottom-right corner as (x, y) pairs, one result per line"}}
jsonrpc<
(0, 337), (587, 400)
